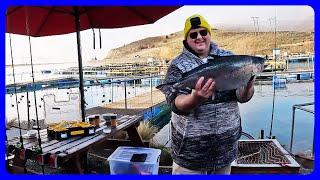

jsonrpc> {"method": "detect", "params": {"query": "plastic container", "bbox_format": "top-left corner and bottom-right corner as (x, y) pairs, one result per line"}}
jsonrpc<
(298, 73), (311, 80)
(102, 113), (117, 128)
(110, 114), (117, 128)
(102, 115), (111, 126)
(107, 146), (161, 174)
(88, 115), (100, 127)
(47, 121), (95, 140)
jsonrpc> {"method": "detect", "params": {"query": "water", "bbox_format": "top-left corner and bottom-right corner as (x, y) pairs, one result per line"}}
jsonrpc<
(287, 60), (314, 70)
(6, 76), (161, 122)
(152, 81), (314, 155)
(240, 82), (314, 154)
(6, 63), (78, 85)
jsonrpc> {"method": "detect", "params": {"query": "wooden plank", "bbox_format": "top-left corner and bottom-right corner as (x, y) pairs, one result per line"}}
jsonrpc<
(8, 129), (47, 144)
(41, 135), (87, 154)
(7, 130), (51, 156)
(22, 137), (51, 150)
(44, 115), (136, 155)
(102, 90), (165, 110)
(55, 115), (142, 162)
(126, 123), (145, 147)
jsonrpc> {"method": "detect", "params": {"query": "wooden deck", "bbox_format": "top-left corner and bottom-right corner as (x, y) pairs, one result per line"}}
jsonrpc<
(86, 89), (166, 116)
(258, 69), (314, 77)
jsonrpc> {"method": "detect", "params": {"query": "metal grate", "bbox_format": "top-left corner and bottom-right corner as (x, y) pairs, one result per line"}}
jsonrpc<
(237, 141), (290, 164)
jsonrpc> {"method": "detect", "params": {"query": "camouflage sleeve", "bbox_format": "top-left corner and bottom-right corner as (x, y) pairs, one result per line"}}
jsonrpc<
(216, 48), (234, 56)
(159, 63), (192, 102)
(211, 41), (235, 56)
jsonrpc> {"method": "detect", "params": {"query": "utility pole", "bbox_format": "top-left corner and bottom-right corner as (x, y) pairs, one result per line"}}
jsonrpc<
(268, 18), (274, 32)
(251, 17), (260, 36)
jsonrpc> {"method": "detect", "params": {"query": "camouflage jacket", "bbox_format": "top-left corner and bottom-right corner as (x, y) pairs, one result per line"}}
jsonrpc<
(159, 41), (243, 171)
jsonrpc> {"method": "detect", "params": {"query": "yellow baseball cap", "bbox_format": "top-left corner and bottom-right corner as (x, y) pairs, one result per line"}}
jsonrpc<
(184, 14), (212, 39)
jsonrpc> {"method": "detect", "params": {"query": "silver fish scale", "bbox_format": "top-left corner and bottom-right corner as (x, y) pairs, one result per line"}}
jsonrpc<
(175, 56), (261, 91)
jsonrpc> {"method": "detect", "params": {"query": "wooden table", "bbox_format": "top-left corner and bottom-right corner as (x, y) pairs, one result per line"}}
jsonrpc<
(6, 115), (146, 174)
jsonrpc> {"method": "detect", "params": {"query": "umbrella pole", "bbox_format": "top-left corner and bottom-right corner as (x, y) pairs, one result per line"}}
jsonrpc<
(74, 6), (86, 123)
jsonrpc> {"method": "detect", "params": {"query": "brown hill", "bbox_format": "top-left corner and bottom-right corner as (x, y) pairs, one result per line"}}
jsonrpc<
(88, 29), (314, 65)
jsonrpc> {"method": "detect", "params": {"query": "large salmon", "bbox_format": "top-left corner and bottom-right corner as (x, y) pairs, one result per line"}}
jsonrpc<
(157, 55), (265, 92)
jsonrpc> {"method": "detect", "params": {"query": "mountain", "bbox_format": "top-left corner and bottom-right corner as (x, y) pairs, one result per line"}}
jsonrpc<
(87, 28), (314, 65)
(215, 17), (314, 33)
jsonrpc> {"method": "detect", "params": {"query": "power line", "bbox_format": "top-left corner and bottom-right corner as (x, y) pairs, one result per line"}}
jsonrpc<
(268, 18), (274, 32)
(251, 17), (260, 36)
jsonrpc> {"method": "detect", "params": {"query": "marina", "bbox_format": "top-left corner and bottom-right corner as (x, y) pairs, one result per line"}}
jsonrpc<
(6, 68), (314, 94)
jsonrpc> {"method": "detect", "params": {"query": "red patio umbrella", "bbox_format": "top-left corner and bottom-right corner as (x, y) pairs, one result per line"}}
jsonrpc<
(6, 6), (181, 122)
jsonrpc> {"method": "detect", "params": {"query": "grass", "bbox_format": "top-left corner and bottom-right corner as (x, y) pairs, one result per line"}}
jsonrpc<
(6, 117), (16, 130)
(137, 120), (159, 141)
(150, 141), (173, 166)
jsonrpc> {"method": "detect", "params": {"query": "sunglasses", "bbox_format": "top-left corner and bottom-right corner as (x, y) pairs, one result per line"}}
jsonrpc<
(189, 29), (208, 39)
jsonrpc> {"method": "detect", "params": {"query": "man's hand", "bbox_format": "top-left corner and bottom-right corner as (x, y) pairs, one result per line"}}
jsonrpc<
(192, 76), (216, 104)
(236, 75), (255, 103)
(175, 77), (216, 113)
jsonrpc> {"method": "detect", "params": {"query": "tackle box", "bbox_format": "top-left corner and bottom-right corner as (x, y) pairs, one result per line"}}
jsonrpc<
(47, 122), (95, 140)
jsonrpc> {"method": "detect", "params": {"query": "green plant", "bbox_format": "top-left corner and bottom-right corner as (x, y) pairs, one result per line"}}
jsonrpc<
(150, 142), (172, 166)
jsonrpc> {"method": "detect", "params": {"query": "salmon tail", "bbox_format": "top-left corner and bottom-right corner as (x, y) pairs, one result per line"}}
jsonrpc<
(156, 84), (164, 90)
(156, 82), (175, 90)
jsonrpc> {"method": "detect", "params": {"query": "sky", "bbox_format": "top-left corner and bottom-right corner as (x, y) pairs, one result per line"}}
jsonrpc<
(5, 5), (314, 65)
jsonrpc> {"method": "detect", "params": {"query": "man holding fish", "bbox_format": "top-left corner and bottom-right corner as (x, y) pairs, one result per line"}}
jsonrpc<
(157, 14), (265, 174)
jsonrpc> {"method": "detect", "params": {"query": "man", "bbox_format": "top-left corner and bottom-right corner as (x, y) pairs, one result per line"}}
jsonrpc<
(158, 14), (255, 174)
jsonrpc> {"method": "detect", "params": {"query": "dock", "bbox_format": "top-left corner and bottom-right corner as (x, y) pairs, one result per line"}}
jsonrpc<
(86, 89), (166, 117)
(257, 69), (314, 79)
(5, 75), (156, 94)
(259, 69), (314, 76)
(10, 89), (166, 130)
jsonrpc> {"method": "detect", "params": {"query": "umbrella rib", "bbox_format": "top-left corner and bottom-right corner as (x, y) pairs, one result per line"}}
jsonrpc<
(125, 6), (154, 23)
(37, 6), (97, 16)
(78, 6), (102, 15)
(83, 7), (96, 49)
(83, 7), (95, 28)
(35, 7), (55, 37)
(6, 6), (22, 16)
(38, 6), (74, 15)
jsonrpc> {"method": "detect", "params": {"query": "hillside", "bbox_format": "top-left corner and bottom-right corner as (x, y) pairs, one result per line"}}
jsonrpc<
(87, 29), (314, 65)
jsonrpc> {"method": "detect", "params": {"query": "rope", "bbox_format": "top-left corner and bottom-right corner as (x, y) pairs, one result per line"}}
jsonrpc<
(25, 6), (45, 174)
(237, 148), (261, 161)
